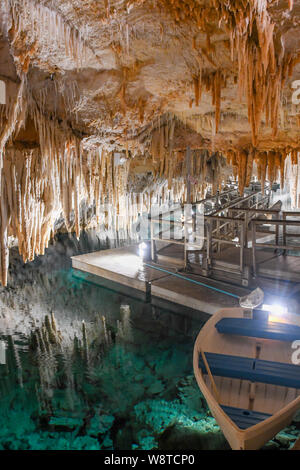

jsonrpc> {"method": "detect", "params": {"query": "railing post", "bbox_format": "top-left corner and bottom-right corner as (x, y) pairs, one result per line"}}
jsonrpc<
(150, 220), (156, 262)
(170, 209), (174, 241)
(186, 146), (191, 205)
(252, 221), (257, 278)
(217, 219), (221, 253)
(240, 220), (245, 275)
(150, 219), (156, 262)
(206, 219), (212, 271)
(159, 211), (162, 240)
(184, 211), (188, 270)
(244, 212), (248, 247)
(282, 212), (286, 255)
(192, 206), (196, 241)
(275, 213), (280, 251)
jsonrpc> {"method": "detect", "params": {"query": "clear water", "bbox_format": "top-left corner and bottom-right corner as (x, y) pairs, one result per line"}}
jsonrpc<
(0, 233), (298, 450)
(0, 245), (219, 450)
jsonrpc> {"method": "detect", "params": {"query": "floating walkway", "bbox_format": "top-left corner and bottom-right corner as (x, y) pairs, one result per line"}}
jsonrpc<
(72, 243), (300, 319)
(71, 244), (249, 320)
(71, 245), (166, 301)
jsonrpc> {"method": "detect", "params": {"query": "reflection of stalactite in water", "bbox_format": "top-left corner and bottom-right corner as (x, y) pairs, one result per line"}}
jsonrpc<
(82, 320), (89, 363)
(0, 305), (146, 432)
(29, 312), (64, 414)
(118, 305), (133, 343)
(8, 335), (23, 388)
(102, 315), (112, 346)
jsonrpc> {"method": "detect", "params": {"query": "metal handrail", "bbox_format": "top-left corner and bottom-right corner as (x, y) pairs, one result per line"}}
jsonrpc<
(210, 190), (265, 216)
(149, 188), (298, 284)
(251, 217), (300, 277)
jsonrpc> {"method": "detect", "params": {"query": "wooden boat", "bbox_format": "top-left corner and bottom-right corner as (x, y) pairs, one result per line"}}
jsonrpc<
(193, 307), (300, 450)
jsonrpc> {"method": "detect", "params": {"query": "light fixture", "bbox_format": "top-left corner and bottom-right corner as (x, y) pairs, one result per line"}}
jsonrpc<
(262, 303), (288, 316)
(139, 242), (147, 256)
(138, 241), (151, 261)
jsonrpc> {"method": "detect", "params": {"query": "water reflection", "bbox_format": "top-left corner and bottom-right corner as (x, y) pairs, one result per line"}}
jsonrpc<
(0, 232), (296, 450)
(0, 268), (211, 450)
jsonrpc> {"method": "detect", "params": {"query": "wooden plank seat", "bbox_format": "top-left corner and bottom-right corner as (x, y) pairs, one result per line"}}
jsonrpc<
(199, 352), (300, 389)
(220, 405), (272, 430)
(215, 318), (300, 342)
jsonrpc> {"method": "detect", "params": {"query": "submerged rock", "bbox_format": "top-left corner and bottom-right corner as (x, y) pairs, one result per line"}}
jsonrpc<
(158, 422), (230, 450)
(292, 410), (300, 429)
(48, 416), (83, 432)
(261, 441), (281, 451)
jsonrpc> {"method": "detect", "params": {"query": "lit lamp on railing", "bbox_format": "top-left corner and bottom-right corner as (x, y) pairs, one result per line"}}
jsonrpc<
(239, 288), (288, 322)
(262, 303), (288, 323)
(239, 287), (266, 319)
(138, 241), (151, 261)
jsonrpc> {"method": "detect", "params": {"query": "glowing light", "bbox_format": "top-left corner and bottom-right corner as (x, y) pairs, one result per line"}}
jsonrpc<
(232, 236), (240, 247)
(139, 242), (148, 257)
(262, 303), (288, 316)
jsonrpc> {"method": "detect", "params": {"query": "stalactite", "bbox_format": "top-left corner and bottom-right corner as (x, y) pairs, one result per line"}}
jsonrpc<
(190, 69), (226, 133)
(0, 77), (26, 163)
(285, 153), (300, 208)
(213, 70), (222, 134)
(193, 75), (200, 107)
(0, 76), (139, 285)
(0, 0), (299, 287)
(238, 149), (247, 195)
(5, 0), (88, 68)
(267, 151), (276, 185)
(245, 148), (254, 188)
(215, 1), (295, 145)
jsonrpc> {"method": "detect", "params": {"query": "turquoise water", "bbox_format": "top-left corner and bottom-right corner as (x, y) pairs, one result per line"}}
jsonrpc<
(0, 234), (299, 451)
(0, 263), (222, 450)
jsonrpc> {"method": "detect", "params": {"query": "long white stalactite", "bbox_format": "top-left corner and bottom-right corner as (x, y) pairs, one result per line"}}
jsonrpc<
(0, 0), (300, 288)
(5, 0), (88, 68)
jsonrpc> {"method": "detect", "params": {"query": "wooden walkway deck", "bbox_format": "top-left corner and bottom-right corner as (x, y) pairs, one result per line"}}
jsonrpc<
(71, 245), (169, 300)
(71, 244), (300, 318)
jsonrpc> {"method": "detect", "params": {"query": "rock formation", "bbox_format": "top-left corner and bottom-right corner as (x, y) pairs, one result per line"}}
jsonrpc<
(1, 0), (300, 285)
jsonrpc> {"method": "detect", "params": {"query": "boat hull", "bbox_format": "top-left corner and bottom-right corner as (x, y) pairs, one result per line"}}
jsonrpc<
(193, 307), (300, 450)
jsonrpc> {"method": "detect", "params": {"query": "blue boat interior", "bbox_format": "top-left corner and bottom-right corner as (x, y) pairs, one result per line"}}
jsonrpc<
(199, 316), (300, 430)
(220, 405), (272, 430)
(199, 352), (300, 389)
(215, 317), (300, 342)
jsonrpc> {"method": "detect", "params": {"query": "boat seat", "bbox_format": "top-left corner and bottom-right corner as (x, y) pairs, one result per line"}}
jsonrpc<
(199, 352), (300, 389)
(220, 405), (272, 430)
(215, 318), (300, 342)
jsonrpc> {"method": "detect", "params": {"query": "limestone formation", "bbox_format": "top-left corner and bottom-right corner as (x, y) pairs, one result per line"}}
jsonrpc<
(1, 1), (300, 285)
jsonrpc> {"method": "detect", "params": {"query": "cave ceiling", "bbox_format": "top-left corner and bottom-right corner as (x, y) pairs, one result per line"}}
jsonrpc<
(1, 1), (300, 286)
(2, 0), (300, 152)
